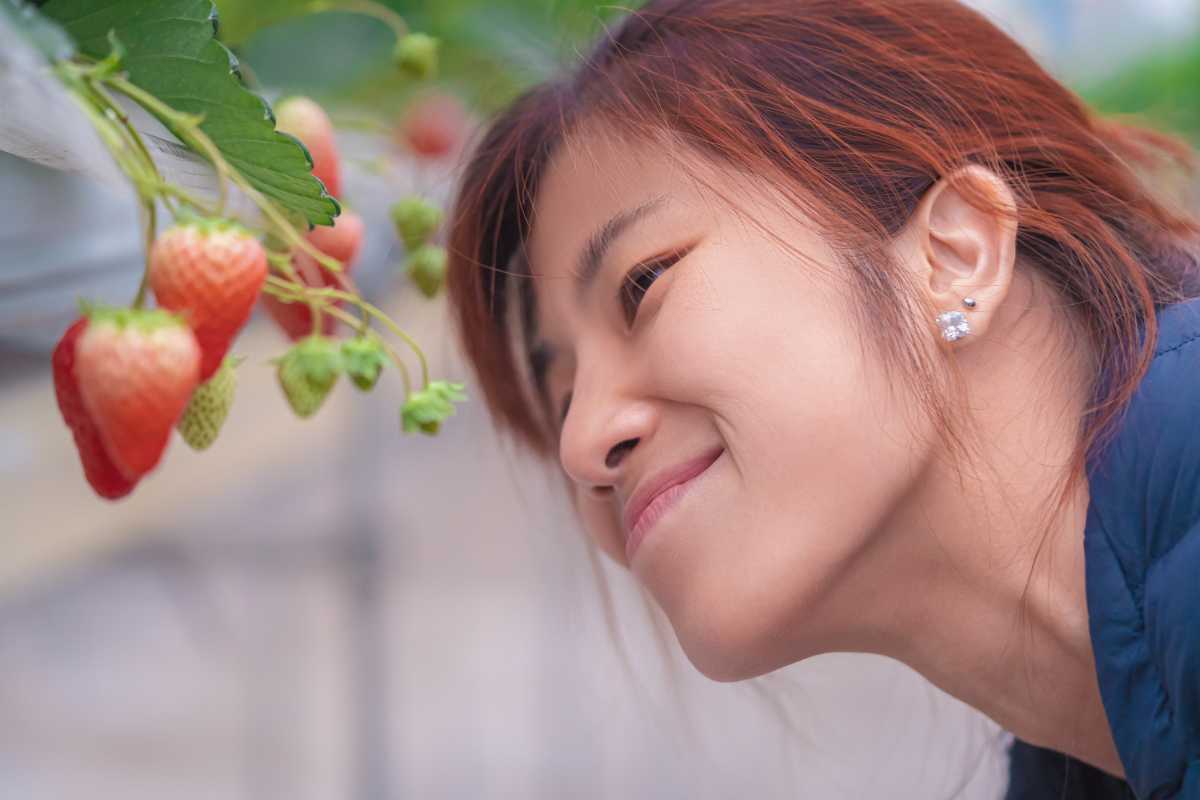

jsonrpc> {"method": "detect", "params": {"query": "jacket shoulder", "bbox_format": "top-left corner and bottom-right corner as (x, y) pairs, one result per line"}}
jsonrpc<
(1084, 297), (1200, 799)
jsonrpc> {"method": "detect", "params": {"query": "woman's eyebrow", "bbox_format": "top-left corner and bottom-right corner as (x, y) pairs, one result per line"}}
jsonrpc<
(575, 193), (668, 299)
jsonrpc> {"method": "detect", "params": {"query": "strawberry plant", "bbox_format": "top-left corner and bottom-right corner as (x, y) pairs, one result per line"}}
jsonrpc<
(3, 0), (466, 500)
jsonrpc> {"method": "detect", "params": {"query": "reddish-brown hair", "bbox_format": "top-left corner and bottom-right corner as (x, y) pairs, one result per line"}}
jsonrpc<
(443, 4), (1199, 783)
(446, 0), (1199, 516)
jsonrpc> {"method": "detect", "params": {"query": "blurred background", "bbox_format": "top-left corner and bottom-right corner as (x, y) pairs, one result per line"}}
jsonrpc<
(1, 1), (1197, 798)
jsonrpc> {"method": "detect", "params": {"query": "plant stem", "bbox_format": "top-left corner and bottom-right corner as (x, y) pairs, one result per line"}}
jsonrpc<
(302, 0), (409, 39)
(260, 283), (414, 394)
(133, 199), (155, 308)
(264, 276), (429, 387)
(55, 64), (169, 308)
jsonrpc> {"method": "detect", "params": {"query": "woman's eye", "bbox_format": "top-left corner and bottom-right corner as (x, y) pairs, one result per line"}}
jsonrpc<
(619, 251), (685, 327)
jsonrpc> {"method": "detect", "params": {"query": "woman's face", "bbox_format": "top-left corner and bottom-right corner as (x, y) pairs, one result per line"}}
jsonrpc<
(525, 126), (934, 681)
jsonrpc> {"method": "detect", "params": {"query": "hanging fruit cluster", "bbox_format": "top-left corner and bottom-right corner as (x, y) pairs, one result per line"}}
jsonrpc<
(50, 14), (466, 501)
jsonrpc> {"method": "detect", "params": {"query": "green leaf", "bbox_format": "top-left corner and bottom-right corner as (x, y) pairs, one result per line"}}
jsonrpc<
(40, 0), (340, 226)
(1, 0), (75, 60)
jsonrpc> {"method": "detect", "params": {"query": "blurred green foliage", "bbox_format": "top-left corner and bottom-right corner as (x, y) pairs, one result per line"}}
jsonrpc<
(213, 0), (620, 116)
(1083, 38), (1200, 143)
(212, 0), (1198, 149)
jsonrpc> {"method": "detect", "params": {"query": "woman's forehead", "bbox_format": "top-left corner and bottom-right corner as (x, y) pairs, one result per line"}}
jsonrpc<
(524, 132), (797, 285)
(526, 130), (669, 276)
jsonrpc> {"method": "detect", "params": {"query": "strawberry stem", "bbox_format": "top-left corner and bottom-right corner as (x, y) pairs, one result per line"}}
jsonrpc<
(264, 276), (430, 388)
(55, 63), (168, 310)
(300, 1), (410, 40)
(132, 198), (155, 309)
(260, 283), (414, 395)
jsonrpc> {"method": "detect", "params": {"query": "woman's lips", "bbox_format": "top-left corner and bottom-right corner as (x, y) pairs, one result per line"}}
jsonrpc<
(623, 446), (724, 562)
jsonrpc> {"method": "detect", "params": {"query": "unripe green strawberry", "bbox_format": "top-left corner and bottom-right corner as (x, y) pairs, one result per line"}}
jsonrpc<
(276, 336), (341, 418)
(401, 380), (466, 435)
(407, 244), (447, 299)
(341, 337), (386, 391)
(177, 356), (238, 451)
(393, 32), (438, 80)
(389, 196), (443, 251)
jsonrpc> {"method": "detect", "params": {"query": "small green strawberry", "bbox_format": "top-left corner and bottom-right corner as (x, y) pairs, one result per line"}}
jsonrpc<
(341, 337), (386, 391)
(406, 244), (447, 299)
(177, 356), (239, 451)
(276, 336), (341, 418)
(393, 32), (439, 80)
(390, 196), (443, 251)
(401, 380), (466, 435)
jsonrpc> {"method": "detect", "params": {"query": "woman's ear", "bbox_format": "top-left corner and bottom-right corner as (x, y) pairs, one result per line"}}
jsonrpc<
(903, 164), (1018, 344)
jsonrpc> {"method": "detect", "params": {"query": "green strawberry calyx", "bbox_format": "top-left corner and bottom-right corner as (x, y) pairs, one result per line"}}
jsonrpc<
(400, 380), (466, 435)
(167, 211), (255, 239)
(341, 337), (387, 392)
(80, 302), (189, 333)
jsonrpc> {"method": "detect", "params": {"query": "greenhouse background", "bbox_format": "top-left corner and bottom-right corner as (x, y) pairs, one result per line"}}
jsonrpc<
(1, 1), (1197, 798)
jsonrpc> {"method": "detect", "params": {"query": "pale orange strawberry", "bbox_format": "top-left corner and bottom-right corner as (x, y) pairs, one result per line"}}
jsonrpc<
(149, 218), (267, 382)
(275, 96), (342, 197)
(74, 307), (201, 481)
(397, 92), (468, 161)
(53, 318), (138, 499)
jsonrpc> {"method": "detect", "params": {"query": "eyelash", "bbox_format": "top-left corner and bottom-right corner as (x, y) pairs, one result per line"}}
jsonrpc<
(556, 248), (689, 429)
(619, 250), (685, 327)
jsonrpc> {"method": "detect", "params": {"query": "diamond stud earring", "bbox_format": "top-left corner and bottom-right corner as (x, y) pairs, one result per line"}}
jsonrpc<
(937, 309), (971, 342)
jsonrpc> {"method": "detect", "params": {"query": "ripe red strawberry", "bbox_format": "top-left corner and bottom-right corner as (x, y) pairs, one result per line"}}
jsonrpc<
(275, 96), (342, 197)
(149, 219), (267, 382)
(397, 92), (468, 161)
(262, 210), (365, 340)
(74, 307), (201, 481)
(52, 318), (138, 500)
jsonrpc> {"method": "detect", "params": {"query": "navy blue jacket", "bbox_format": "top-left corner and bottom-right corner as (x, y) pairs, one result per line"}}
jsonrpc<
(1006, 297), (1200, 799)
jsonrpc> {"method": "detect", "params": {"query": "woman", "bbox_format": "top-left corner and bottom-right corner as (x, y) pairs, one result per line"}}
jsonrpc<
(443, 1), (1200, 797)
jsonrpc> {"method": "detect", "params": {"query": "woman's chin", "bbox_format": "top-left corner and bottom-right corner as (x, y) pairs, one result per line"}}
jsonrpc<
(666, 603), (800, 683)
(676, 636), (784, 683)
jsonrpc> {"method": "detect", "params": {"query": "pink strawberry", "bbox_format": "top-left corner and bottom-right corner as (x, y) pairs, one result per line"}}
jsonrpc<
(397, 92), (468, 161)
(149, 218), (267, 382)
(73, 307), (201, 481)
(52, 318), (138, 499)
(275, 96), (342, 197)
(262, 210), (365, 340)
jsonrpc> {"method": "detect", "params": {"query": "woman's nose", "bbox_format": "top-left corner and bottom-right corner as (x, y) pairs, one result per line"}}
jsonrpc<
(558, 377), (656, 489)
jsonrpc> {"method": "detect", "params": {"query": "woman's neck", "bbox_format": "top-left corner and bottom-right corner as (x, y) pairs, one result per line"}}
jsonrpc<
(886, 467), (1122, 777)
(826, 271), (1125, 777)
